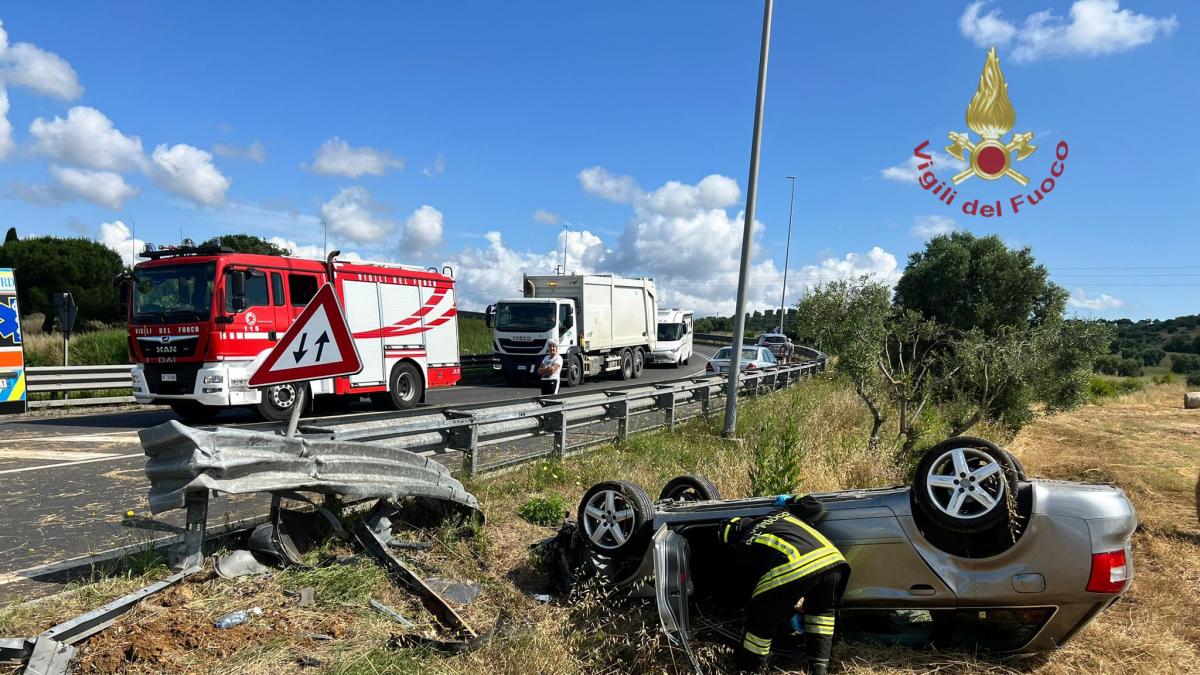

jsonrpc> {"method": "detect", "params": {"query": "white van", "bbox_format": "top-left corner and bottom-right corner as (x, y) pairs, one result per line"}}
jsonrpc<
(650, 308), (693, 367)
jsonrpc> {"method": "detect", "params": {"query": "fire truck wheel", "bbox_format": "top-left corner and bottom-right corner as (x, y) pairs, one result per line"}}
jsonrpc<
(256, 383), (307, 422)
(169, 400), (219, 423)
(388, 362), (424, 410)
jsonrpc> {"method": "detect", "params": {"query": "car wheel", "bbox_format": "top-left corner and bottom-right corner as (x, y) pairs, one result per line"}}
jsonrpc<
(565, 354), (583, 388)
(577, 480), (653, 557)
(255, 383), (306, 422)
(619, 349), (634, 380)
(169, 400), (220, 423)
(388, 362), (424, 409)
(1003, 449), (1028, 481)
(913, 437), (1019, 534)
(632, 348), (645, 378)
(659, 475), (721, 502)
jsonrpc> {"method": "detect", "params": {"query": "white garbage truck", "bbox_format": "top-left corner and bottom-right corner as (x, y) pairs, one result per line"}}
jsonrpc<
(650, 308), (693, 367)
(486, 274), (657, 387)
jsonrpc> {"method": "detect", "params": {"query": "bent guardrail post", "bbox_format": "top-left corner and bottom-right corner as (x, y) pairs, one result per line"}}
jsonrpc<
(167, 492), (209, 571)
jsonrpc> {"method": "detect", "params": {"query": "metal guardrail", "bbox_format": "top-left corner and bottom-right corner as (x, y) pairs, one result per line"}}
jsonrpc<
(25, 365), (137, 409)
(302, 356), (826, 477)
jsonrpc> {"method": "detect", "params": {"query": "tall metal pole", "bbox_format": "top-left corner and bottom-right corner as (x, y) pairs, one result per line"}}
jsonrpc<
(723, 0), (774, 438)
(778, 176), (797, 333)
(561, 223), (568, 275)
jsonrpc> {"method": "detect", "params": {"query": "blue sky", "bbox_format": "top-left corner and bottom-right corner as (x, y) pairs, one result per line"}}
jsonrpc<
(0, 1), (1194, 318)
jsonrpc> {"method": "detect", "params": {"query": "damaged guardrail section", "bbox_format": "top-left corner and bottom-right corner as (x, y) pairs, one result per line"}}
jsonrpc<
(140, 421), (479, 514)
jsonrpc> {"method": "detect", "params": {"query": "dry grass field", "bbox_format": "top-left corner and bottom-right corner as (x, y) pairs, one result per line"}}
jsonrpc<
(1, 376), (1195, 674)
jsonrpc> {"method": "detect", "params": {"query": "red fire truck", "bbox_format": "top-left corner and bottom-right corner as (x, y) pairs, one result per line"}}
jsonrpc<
(125, 245), (461, 421)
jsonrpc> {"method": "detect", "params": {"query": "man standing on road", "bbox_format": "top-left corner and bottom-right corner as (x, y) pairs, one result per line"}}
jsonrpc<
(720, 495), (850, 674)
(538, 340), (563, 396)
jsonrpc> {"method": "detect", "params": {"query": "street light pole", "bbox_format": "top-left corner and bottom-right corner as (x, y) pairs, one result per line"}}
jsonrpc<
(561, 223), (568, 275)
(778, 176), (797, 333)
(724, 0), (774, 438)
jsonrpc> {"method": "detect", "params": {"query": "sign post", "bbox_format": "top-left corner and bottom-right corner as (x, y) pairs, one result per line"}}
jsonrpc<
(248, 284), (362, 436)
(53, 292), (77, 367)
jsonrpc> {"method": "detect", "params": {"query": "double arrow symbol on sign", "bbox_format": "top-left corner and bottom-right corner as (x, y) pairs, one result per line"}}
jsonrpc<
(293, 331), (330, 364)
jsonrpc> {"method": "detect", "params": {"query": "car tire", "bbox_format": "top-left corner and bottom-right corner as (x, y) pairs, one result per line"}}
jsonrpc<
(659, 475), (721, 502)
(577, 479), (653, 557)
(632, 348), (645, 378)
(1003, 449), (1028, 481)
(565, 354), (583, 388)
(619, 349), (634, 380)
(387, 362), (424, 410)
(913, 437), (1019, 534)
(169, 400), (220, 424)
(682, 354), (690, 366)
(255, 383), (306, 422)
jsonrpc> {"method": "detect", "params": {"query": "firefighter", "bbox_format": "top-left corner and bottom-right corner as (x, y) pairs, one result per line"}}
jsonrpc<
(719, 495), (849, 674)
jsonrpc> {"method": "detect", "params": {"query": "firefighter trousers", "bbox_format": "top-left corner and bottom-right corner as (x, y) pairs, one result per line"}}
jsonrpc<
(737, 567), (844, 672)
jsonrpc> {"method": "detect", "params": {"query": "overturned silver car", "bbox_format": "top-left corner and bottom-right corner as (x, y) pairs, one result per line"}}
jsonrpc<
(548, 438), (1136, 668)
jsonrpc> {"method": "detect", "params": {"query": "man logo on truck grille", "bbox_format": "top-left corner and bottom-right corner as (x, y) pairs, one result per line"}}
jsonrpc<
(908, 47), (1069, 219)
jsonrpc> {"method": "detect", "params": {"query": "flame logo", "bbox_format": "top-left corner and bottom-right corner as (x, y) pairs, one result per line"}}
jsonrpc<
(945, 47), (1037, 185)
(966, 47), (1015, 140)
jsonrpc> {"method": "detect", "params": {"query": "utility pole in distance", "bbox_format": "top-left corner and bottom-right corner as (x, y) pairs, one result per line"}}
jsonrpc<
(778, 175), (797, 333)
(723, 0), (774, 438)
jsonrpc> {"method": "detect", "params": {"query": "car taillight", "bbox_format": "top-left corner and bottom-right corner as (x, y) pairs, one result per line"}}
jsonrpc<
(1086, 550), (1129, 593)
(705, 363), (714, 372)
(746, 363), (756, 369)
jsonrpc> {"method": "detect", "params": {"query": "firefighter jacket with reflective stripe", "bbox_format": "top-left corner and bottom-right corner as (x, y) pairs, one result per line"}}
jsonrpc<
(721, 509), (848, 599)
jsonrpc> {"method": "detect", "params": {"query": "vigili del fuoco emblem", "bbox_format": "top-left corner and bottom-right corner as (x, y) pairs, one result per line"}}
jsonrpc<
(946, 47), (1036, 186)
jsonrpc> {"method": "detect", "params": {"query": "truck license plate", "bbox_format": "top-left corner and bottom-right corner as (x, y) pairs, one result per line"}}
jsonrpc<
(161, 373), (177, 382)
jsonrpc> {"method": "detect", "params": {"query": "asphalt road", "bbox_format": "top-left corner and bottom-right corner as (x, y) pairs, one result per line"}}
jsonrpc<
(0, 347), (715, 601)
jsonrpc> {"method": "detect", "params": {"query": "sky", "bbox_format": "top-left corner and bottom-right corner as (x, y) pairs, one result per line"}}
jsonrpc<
(0, 1), (1195, 319)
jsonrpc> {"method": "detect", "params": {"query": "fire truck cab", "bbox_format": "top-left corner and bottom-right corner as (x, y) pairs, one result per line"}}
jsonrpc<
(126, 245), (460, 422)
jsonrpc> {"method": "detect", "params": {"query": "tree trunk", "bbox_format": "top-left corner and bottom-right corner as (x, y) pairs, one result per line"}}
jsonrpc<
(856, 384), (884, 452)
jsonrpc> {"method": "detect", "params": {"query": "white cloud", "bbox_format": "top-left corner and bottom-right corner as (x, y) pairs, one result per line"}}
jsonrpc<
(319, 186), (395, 244)
(50, 165), (139, 209)
(306, 137), (404, 177)
(0, 20), (82, 100)
(29, 106), (145, 171)
(213, 140), (266, 163)
(579, 166), (641, 204)
(422, 153), (446, 178)
(881, 151), (965, 183)
(149, 143), (231, 207)
(910, 215), (957, 239)
(97, 220), (145, 267)
(0, 89), (11, 160)
(401, 205), (444, 255)
(532, 209), (560, 225)
(1068, 289), (1125, 311)
(262, 236), (363, 262)
(447, 167), (898, 316)
(958, 0), (1178, 63)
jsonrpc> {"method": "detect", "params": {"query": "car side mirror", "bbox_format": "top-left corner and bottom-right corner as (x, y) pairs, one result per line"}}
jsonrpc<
(485, 304), (494, 329)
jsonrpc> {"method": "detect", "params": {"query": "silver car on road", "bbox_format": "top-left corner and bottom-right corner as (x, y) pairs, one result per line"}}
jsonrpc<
(705, 346), (776, 375)
(557, 438), (1136, 670)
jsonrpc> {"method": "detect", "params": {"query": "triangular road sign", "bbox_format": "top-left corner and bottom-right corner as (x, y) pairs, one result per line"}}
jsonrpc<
(249, 283), (362, 388)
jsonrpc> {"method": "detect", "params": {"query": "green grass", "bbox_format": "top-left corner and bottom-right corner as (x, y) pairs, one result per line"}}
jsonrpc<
(21, 328), (128, 366)
(1087, 375), (1145, 402)
(458, 316), (492, 355)
(516, 494), (569, 526)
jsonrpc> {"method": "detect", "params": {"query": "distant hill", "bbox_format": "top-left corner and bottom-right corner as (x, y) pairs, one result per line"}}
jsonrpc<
(1095, 314), (1200, 377)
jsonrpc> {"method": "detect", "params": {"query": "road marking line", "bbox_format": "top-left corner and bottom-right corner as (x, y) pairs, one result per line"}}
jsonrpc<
(0, 449), (120, 461)
(0, 452), (144, 475)
(14, 431), (139, 443)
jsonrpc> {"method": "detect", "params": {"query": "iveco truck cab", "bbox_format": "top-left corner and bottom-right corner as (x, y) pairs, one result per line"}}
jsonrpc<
(487, 274), (657, 387)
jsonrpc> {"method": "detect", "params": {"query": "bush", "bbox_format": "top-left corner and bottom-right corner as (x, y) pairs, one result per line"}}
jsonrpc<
(517, 494), (568, 526)
(1171, 353), (1200, 374)
(1187, 372), (1200, 388)
(748, 413), (805, 496)
(1152, 373), (1174, 385)
(1094, 353), (1142, 377)
(1088, 376), (1144, 402)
